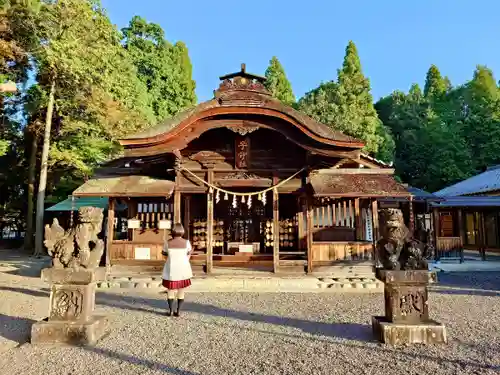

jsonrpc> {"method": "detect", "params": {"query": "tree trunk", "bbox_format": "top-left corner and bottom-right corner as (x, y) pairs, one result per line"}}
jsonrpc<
(24, 127), (38, 250)
(34, 80), (55, 257)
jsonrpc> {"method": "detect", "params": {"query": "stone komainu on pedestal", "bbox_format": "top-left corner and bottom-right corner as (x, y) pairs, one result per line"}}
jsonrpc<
(31, 207), (109, 345)
(371, 208), (447, 345)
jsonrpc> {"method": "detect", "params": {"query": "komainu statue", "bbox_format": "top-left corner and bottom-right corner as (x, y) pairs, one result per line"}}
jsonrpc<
(376, 208), (433, 270)
(44, 206), (105, 269)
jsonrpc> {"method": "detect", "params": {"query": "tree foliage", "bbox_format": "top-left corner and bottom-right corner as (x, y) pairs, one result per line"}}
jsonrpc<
(0, 0), (196, 248)
(375, 63), (500, 192)
(298, 41), (393, 160)
(122, 16), (196, 121)
(264, 56), (295, 106)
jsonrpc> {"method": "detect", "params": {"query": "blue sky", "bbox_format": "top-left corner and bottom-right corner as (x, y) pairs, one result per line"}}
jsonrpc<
(101, 0), (500, 103)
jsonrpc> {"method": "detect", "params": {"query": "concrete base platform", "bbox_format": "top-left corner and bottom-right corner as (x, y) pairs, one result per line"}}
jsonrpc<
(372, 316), (447, 345)
(31, 315), (109, 346)
(99, 276), (384, 292)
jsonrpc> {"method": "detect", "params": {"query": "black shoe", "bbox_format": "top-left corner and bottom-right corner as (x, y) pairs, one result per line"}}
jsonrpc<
(167, 298), (174, 316)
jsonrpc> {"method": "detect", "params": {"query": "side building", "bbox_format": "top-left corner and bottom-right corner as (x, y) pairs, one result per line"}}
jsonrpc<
(432, 165), (500, 259)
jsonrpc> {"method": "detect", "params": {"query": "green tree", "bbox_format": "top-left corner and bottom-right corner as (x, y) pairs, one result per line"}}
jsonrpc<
(264, 56), (295, 106)
(461, 65), (500, 171)
(0, 0), (37, 156)
(376, 80), (474, 192)
(122, 16), (196, 121)
(19, 0), (155, 255)
(424, 64), (451, 98)
(298, 41), (387, 157)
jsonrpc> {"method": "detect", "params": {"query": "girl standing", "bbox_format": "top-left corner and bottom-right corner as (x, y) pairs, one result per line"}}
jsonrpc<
(162, 223), (193, 316)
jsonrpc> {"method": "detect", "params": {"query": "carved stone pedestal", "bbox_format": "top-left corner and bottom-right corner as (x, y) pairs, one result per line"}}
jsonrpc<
(372, 270), (447, 345)
(31, 268), (109, 345)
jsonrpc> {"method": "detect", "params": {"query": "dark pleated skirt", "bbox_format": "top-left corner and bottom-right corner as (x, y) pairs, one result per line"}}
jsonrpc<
(162, 279), (192, 289)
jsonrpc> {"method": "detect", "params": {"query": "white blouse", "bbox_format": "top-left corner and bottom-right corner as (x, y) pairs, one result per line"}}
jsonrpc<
(161, 240), (193, 281)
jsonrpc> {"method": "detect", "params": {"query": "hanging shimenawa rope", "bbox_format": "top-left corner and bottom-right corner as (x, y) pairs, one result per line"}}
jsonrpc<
(179, 166), (306, 197)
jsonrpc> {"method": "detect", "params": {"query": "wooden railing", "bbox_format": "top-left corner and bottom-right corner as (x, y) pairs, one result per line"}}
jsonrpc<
(436, 236), (464, 262)
(436, 237), (463, 254)
(311, 241), (373, 262)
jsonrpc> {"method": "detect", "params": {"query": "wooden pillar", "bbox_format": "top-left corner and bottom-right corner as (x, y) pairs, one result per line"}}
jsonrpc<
(184, 195), (191, 241)
(173, 169), (182, 225)
(457, 209), (465, 263)
(479, 211), (487, 261)
(408, 196), (415, 236)
(306, 196), (313, 274)
(106, 197), (115, 272)
(433, 208), (440, 261)
(342, 200), (348, 227)
(354, 198), (362, 240)
(206, 170), (214, 274)
(173, 189), (181, 224)
(371, 199), (379, 242)
(298, 196), (305, 251)
(273, 185), (280, 273)
(371, 199), (379, 266)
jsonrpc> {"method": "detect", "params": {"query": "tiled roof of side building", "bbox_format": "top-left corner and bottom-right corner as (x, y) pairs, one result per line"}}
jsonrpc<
(434, 165), (500, 197)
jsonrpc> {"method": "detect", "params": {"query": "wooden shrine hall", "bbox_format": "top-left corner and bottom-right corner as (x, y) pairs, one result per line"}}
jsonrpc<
(72, 64), (411, 276)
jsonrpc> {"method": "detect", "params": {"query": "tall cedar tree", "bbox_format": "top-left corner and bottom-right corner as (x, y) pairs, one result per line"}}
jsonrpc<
(122, 16), (196, 121)
(264, 56), (295, 106)
(462, 65), (500, 171)
(376, 65), (474, 192)
(424, 64), (451, 98)
(18, 0), (155, 255)
(298, 41), (393, 160)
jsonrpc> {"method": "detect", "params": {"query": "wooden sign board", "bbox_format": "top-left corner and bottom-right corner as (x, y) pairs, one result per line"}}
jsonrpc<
(158, 219), (172, 229)
(134, 247), (151, 260)
(127, 219), (140, 229)
(239, 244), (254, 253)
(235, 135), (250, 169)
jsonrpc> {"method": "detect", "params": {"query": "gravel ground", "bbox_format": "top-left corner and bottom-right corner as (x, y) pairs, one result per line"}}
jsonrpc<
(1, 257), (500, 375)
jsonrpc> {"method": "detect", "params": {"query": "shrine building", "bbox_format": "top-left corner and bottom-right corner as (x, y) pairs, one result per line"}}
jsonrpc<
(71, 64), (412, 276)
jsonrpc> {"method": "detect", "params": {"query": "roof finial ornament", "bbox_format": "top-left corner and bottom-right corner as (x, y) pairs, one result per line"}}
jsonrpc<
(241, 63), (246, 73)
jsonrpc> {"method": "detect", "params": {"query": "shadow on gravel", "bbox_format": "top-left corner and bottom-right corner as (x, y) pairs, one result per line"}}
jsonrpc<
(1, 263), (45, 278)
(430, 272), (500, 297)
(180, 301), (373, 342)
(81, 346), (202, 375)
(180, 317), (500, 373)
(0, 285), (373, 342)
(2, 286), (500, 373)
(97, 293), (373, 342)
(0, 286), (49, 297)
(0, 313), (36, 346)
(0, 252), (50, 278)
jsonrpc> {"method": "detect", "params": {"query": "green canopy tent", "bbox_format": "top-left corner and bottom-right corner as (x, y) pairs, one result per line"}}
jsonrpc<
(45, 197), (109, 211)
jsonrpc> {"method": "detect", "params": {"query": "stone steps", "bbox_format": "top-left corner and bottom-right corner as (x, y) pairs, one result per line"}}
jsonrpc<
(98, 275), (383, 292)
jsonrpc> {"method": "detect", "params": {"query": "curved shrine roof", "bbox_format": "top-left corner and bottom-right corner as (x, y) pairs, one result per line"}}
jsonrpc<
(120, 65), (364, 150)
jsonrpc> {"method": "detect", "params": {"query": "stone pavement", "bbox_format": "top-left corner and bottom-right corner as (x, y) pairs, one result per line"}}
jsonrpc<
(430, 260), (500, 273)
(1, 251), (500, 374)
(0, 273), (499, 375)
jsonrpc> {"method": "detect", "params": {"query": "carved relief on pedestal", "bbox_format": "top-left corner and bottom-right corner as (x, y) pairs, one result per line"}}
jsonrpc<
(399, 290), (425, 319)
(51, 289), (84, 320)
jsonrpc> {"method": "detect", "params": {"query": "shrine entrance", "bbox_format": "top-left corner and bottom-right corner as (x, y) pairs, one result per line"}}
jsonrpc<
(215, 188), (272, 255)
(183, 188), (301, 271)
